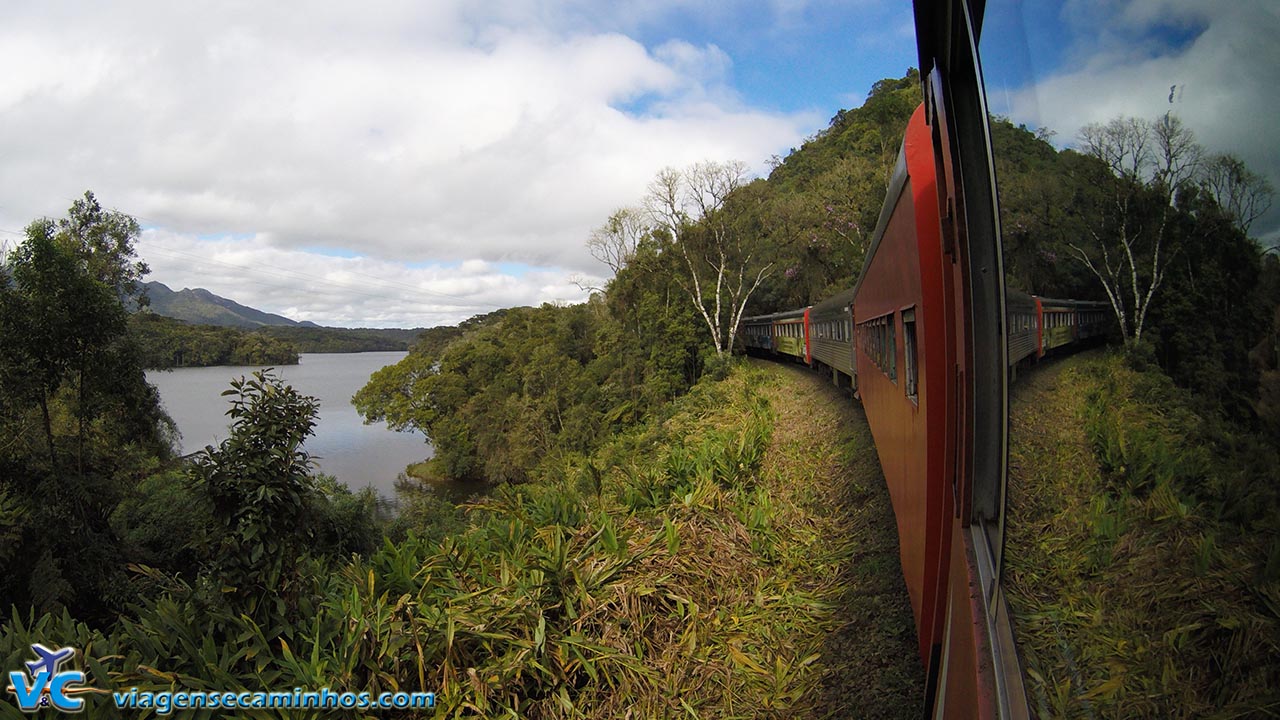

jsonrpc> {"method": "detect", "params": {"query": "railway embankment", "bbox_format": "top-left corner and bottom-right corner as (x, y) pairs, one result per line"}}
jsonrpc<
(749, 359), (924, 716)
(1006, 351), (1280, 718)
(544, 358), (923, 716)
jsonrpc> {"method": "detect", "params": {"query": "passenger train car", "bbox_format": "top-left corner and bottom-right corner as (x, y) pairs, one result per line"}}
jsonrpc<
(741, 1), (1115, 716)
(748, 287), (1106, 383)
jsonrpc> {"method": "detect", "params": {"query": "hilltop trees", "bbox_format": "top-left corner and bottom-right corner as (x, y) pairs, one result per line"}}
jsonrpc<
(1068, 113), (1203, 347)
(645, 160), (775, 357)
(992, 112), (1279, 426)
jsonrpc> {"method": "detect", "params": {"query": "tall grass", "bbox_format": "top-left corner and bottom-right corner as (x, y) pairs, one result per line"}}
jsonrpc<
(1005, 352), (1280, 719)
(7, 361), (904, 718)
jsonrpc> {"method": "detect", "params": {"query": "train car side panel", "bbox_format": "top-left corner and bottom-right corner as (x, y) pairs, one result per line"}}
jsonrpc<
(853, 105), (956, 664)
(854, 174), (930, 655)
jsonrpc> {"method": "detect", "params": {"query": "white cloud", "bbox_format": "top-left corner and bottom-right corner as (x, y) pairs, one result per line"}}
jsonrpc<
(138, 230), (600, 328)
(0, 1), (822, 325)
(1000, 0), (1280, 237)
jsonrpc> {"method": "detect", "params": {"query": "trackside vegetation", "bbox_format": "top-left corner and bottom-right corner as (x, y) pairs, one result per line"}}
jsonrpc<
(1, 361), (921, 717)
(4, 65), (1278, 718)
(1006, 352), (1280, 718)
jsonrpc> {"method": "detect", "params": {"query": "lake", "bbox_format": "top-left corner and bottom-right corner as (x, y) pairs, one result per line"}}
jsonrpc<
(147, 351), (430, 496)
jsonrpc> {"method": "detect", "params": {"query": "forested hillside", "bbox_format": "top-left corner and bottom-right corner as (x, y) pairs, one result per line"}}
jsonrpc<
(142, 280), (309, 328)
(131, 313), (300, 368)
(137, 280), (430, 360)
(353, 71), (928, 489)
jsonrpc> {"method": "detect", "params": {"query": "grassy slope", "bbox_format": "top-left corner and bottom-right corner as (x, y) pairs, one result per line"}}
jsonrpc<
(753, 361), (923, 717)
(548, 359), (922, 717)
(1006, 351), (1280, 718)
(0, 360), (924, 718)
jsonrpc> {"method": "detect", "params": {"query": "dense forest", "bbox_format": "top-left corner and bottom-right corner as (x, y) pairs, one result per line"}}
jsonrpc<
(131, 312), (301, 368)
(259, 325), (425, 353)
(2, 68), (1278, 715)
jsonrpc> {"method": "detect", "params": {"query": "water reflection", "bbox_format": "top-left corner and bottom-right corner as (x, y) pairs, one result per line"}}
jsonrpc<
(981, 1), (1280, 715)
(147, 352), (432, 497)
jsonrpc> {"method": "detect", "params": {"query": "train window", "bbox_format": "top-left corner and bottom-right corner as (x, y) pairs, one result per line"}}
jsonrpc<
(880, 318), (887, 370)
(887, 314), (897, 382)
(903, 309), (917, 402)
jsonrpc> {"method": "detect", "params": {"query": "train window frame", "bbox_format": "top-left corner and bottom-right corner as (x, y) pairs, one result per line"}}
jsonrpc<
(903, 307), (918, 403)
(887, 313), (897, 383)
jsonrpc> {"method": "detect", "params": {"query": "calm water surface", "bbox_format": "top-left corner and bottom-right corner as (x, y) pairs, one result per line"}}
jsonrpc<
(147, 352), (430, 496)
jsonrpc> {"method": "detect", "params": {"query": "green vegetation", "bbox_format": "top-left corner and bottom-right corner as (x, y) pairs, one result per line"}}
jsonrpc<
(3, 359), (920, 717)
(355, 278), (706, 488)
(131, 312), (300, 368)
(0, 194), (381, 625)
(0, 192), (173, 622)
(8, 70), (1274, 717)
(353, 72), (927, 490)
(992, 115), (1280, 425)
(259, 324), (424, 353)
(1006, 352), (1280, 718)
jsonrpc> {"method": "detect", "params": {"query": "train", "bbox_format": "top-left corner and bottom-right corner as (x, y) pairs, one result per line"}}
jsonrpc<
(740, 4), (1115, 711)
(747, 288), (1108, 382)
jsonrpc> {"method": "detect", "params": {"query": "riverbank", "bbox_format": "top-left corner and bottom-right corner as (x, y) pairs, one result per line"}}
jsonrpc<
(147, 351), (427, 495)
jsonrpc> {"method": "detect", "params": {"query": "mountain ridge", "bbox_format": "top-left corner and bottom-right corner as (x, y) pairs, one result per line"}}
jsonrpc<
(142, 280), (319, 328)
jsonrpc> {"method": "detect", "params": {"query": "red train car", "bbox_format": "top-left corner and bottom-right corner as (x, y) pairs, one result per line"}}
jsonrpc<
(745, 3), (1037, 715)
(852, 2), (1030, 709)
(853, 102), (982, 711)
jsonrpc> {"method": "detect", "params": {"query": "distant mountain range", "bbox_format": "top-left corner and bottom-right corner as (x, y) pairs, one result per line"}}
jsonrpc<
(142, 281), (320, 328)
(136, 281), (430, 353)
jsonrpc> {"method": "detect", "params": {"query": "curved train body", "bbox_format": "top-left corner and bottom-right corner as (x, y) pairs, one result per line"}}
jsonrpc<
(742, 101), (1109, 718)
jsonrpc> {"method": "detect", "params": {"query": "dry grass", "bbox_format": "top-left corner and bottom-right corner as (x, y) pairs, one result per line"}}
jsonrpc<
(1005, 352), (1280, 719)
(492, 360), (924, 717)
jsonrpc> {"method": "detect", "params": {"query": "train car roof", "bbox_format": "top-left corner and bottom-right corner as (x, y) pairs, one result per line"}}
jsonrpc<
(811, 287), (857, 316)
(850, 143), (911, 302)
(1006, 288), (1035, 309)
(742, 307), (809, 323)
(1037, 296), (1109, 309)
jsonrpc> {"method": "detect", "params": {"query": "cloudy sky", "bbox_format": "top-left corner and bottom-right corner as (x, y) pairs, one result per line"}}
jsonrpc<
(0, 0), (915, 327)
(2, 1), (1276, 327)
(981, 0), (1280, 242)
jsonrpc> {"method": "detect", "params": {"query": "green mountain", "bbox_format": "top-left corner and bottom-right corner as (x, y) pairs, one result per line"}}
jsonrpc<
(143, 280), (313, 328)
(139, 280), (430, 353)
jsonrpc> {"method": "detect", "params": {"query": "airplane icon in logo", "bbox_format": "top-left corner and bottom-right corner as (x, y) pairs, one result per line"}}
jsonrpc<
(25, 644), (75, 678)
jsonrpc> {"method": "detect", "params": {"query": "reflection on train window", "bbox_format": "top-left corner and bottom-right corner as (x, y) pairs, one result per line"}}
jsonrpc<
(886, 314), (896, 383)
(903, 308), (917, 402)
(857, 313), (898, 382)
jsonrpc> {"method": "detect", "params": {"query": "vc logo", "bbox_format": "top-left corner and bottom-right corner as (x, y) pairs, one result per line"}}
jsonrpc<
(6, 644), (91, 713)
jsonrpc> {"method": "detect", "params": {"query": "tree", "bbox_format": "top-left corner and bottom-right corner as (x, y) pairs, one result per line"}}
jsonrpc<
(1070, 113), (1202, 346)
(189, 370), (320, 616)
(1199, 153), (1275, 236)
(645, 160), (774, 356)
(587, 206), (650, 277)
(0, 192), (169, 619)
